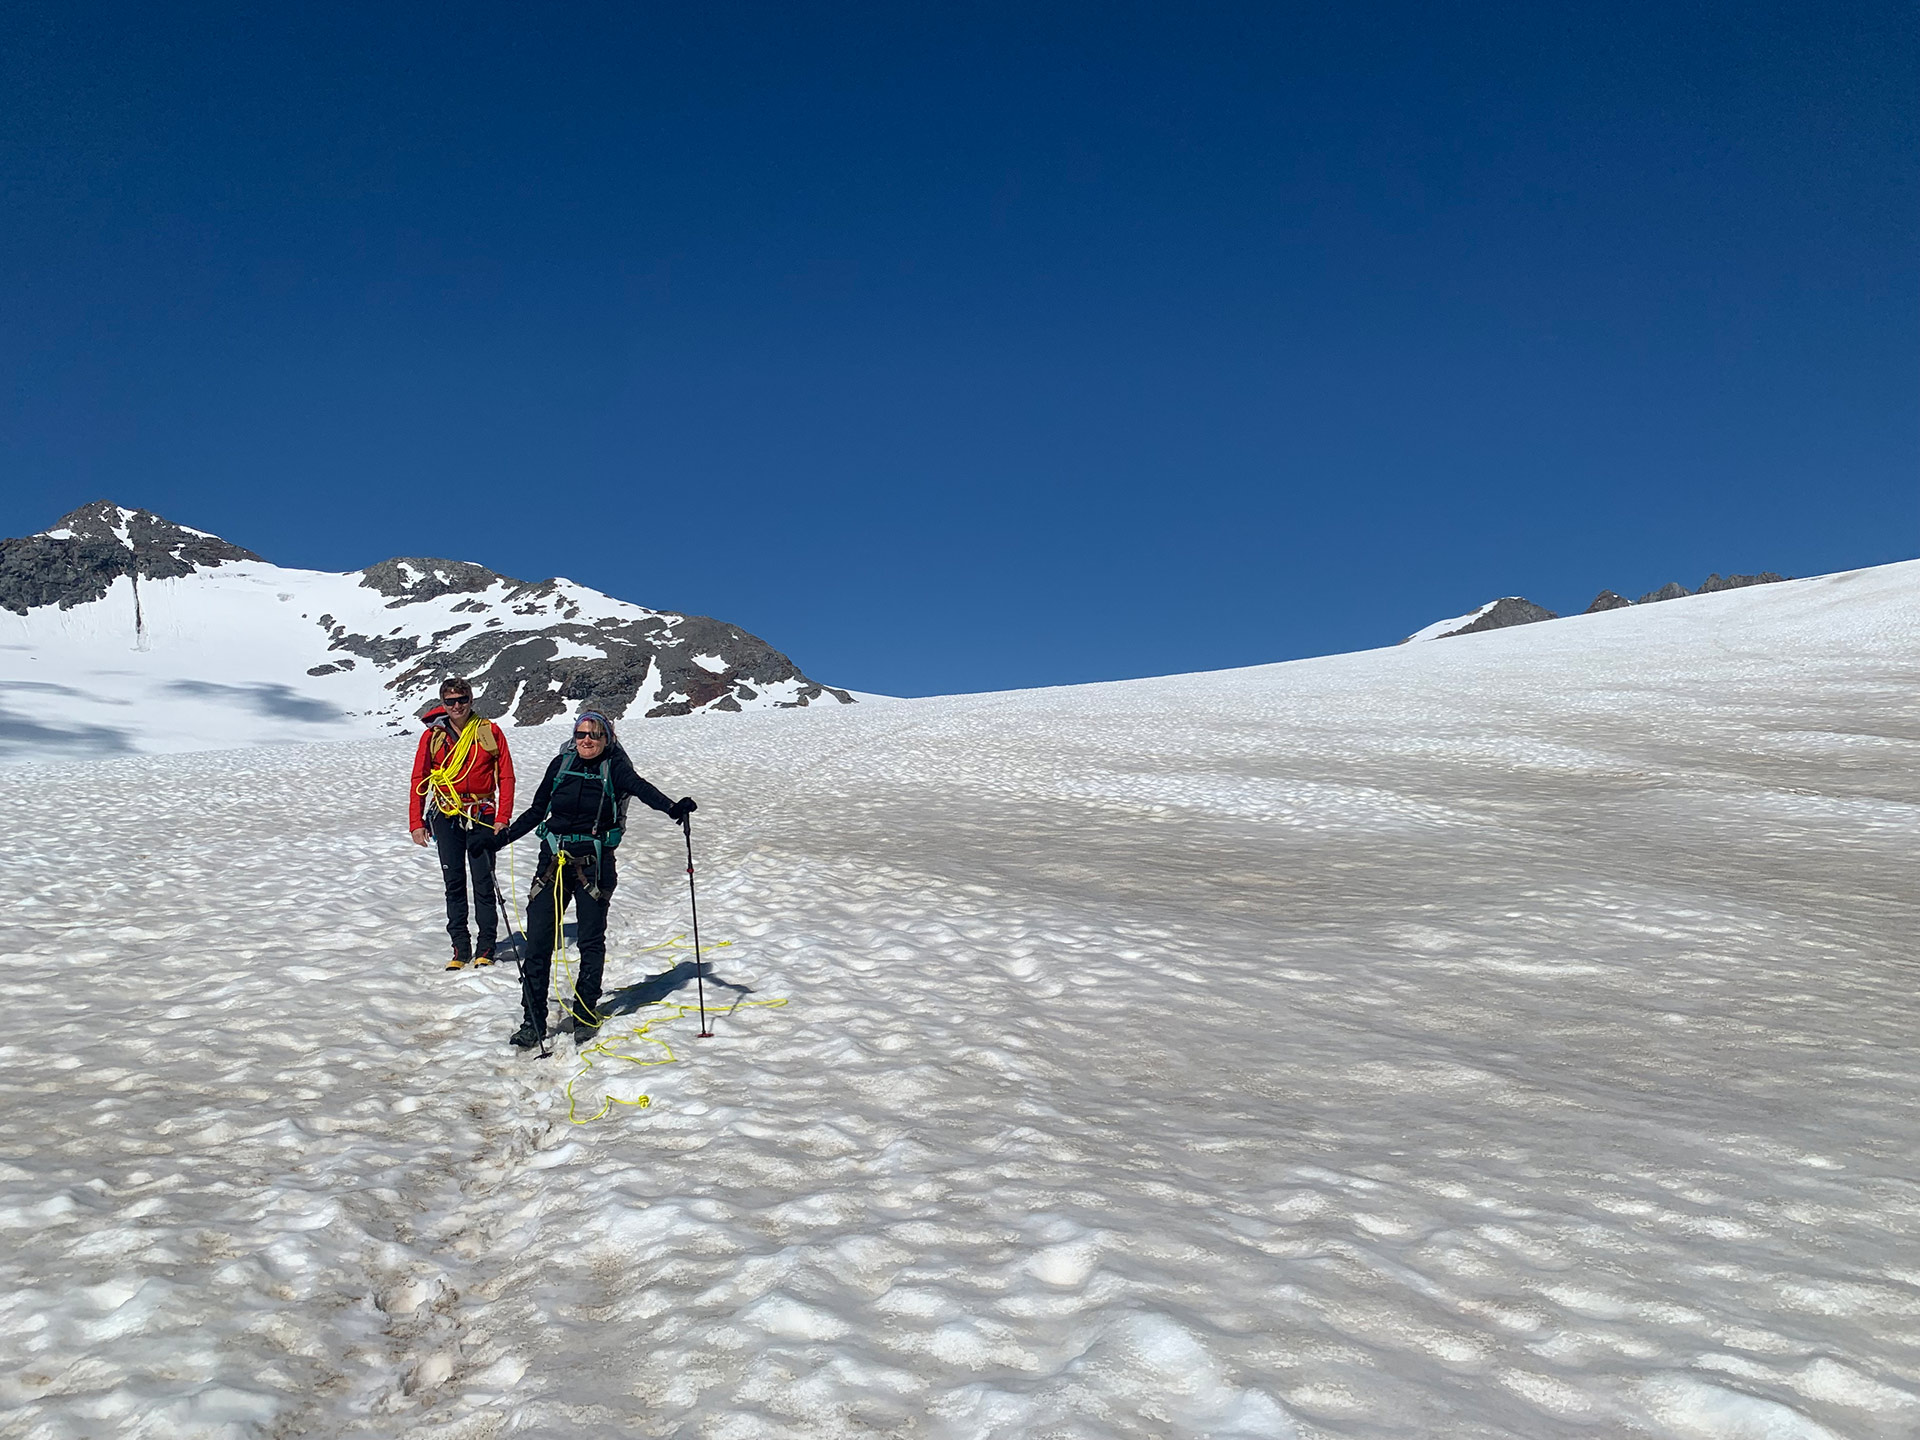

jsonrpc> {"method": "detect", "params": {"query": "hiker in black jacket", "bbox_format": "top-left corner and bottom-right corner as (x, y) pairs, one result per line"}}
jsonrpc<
(487, 710), (695, 1050)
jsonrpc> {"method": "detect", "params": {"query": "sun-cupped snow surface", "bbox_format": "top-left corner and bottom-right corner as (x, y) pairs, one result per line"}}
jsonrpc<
(4, 563), (1919, 1439)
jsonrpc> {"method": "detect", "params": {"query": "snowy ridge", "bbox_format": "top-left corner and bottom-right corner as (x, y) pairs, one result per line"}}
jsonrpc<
(1404, 572), (1792, 644)
(1401, 597), (1504, 643)
(3, 559), (1918, 1437)
(0, 503), (851, 763)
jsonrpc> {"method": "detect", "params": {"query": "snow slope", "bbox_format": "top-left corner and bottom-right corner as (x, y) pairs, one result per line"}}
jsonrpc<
(3, 562), (1918, 1439)
(0, 557), (839, 763)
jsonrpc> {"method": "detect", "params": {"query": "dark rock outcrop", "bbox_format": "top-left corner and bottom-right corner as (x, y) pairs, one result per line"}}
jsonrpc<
(0, 501), (261, 615)
(359, 558), (498, 606)
(1633, 573), (1789, 605)
(1410, 566), (1792, 644)
(1637, 582), (1693, 604)
(1698, 572), (1787, 593)
(1401, 596), (1558, 644)
(366, 608), (850, 726)
(336, 558), (851, 722)
(1449, 596), (1558, 637)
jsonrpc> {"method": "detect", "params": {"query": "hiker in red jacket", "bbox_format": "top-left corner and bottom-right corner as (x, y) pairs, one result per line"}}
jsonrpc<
(409, 676), (516, 969)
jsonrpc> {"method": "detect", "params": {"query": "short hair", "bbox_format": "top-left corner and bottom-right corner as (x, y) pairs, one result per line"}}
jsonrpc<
(440, 676), (474, 700)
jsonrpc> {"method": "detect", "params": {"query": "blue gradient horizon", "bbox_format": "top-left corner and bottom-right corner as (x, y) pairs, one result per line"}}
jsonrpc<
(2, 2), (1912, 696)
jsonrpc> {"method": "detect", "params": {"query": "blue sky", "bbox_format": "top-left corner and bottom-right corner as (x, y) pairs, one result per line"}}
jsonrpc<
(3, 2), (1913, 696)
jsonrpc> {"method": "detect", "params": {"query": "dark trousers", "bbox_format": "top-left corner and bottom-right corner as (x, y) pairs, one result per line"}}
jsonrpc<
(520, 851), (615, 1034)
(430, 810), (498, 960)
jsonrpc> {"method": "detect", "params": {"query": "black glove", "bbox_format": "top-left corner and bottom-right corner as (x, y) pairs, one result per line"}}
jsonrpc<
(467, 828), (499, 854)
(667, 796), (697, 824)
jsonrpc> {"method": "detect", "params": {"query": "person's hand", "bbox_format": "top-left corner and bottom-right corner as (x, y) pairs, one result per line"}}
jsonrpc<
(667, 796), (697, 824)
(410, 827), (429, 847)
(467, 828), (498, 854)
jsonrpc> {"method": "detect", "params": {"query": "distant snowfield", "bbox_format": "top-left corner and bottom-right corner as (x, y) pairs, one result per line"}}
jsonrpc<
(0, 557), (831, 764)
(3, 563), (1918, 1439)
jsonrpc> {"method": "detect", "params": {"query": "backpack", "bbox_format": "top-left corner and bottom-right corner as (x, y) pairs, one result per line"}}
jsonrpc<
(428, 715), (497, 759)
(534, 740), (630, 857)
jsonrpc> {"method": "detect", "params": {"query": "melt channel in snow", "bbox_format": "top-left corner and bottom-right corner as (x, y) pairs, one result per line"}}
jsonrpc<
(3, 562), (1919, 1439)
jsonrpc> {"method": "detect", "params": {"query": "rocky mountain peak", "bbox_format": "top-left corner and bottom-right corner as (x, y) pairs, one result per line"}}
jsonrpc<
(2, 501), (853, 726)
(358, 557), (502, 605)
(1401, 596), (1558, 643)
(2, 501), (261, 615)
(322, 552), (852, 723)
(1637, 581), (1692, 604)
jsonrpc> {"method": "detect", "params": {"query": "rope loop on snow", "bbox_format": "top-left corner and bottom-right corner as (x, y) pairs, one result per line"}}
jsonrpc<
(517, 853), (783, 1124)
(558, 942), (788, 1124)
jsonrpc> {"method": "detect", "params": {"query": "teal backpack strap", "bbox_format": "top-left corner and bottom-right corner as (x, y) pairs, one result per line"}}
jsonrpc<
(535, 751), (621, 872)
(596, 757), (623, 849)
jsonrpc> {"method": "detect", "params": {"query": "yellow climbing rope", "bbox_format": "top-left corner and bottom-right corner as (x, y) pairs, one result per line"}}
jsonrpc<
(559, 936), (787, 1124)
(416, 716), (485, 819)
(523, 850), (785, 1124)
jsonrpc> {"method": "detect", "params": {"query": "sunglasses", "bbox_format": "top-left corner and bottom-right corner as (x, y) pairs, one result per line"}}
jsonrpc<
(443, 697), (472, 707)
(573, 729), (605, 742)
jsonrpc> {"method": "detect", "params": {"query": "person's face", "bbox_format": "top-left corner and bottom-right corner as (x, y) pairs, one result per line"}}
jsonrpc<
(573, 722), (606, 754)
(442, 692), (473, 718)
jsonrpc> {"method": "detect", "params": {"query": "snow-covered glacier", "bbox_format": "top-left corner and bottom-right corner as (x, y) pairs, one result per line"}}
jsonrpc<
(2, 560), (1916, 1438)
(0, 502), (850, 764)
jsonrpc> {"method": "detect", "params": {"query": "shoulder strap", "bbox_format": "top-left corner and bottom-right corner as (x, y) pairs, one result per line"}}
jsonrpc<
(475, 720), (498, 754)
(538, 753), (622, 849)
(593, 758), (615, 835)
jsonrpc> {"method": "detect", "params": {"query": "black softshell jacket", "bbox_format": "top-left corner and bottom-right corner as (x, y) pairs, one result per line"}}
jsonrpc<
(496, 743), (675, 887)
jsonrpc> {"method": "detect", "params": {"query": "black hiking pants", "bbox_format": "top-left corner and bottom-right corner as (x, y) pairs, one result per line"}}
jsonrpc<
(520, 848), (616, 1035)
(430, 809), (499, 961)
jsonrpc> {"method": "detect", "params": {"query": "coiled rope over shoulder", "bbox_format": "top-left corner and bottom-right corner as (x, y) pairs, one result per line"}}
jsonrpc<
(417, 716), (486, 820)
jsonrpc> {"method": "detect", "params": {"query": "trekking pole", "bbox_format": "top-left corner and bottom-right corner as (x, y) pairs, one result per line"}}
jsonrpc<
(682, 815), (712, 1038)
(486, 845), (517, 966)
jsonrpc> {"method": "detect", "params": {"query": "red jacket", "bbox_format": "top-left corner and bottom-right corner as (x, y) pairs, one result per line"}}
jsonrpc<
(409, 710), (516, 831)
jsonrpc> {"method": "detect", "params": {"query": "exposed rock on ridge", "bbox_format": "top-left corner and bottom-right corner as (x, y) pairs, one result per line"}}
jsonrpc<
(1400, 597), (1559, 644)
(1628, 572), (1788, 606)
(330, 557), (849, 725)
(1636, 582), (1691, 604)
(1409, 570), (1792, 645)
(0, 505), (853, 724)
(1446, 597), (1557, 637)
(0, 501), (261, 615)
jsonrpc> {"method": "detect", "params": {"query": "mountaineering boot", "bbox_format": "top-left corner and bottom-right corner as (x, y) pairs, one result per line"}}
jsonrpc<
(510, 1022), (545, 1049)
(571, 1008), (603, 1042)
(446, 953), (470, 971)
(471, 950), (495, 968)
